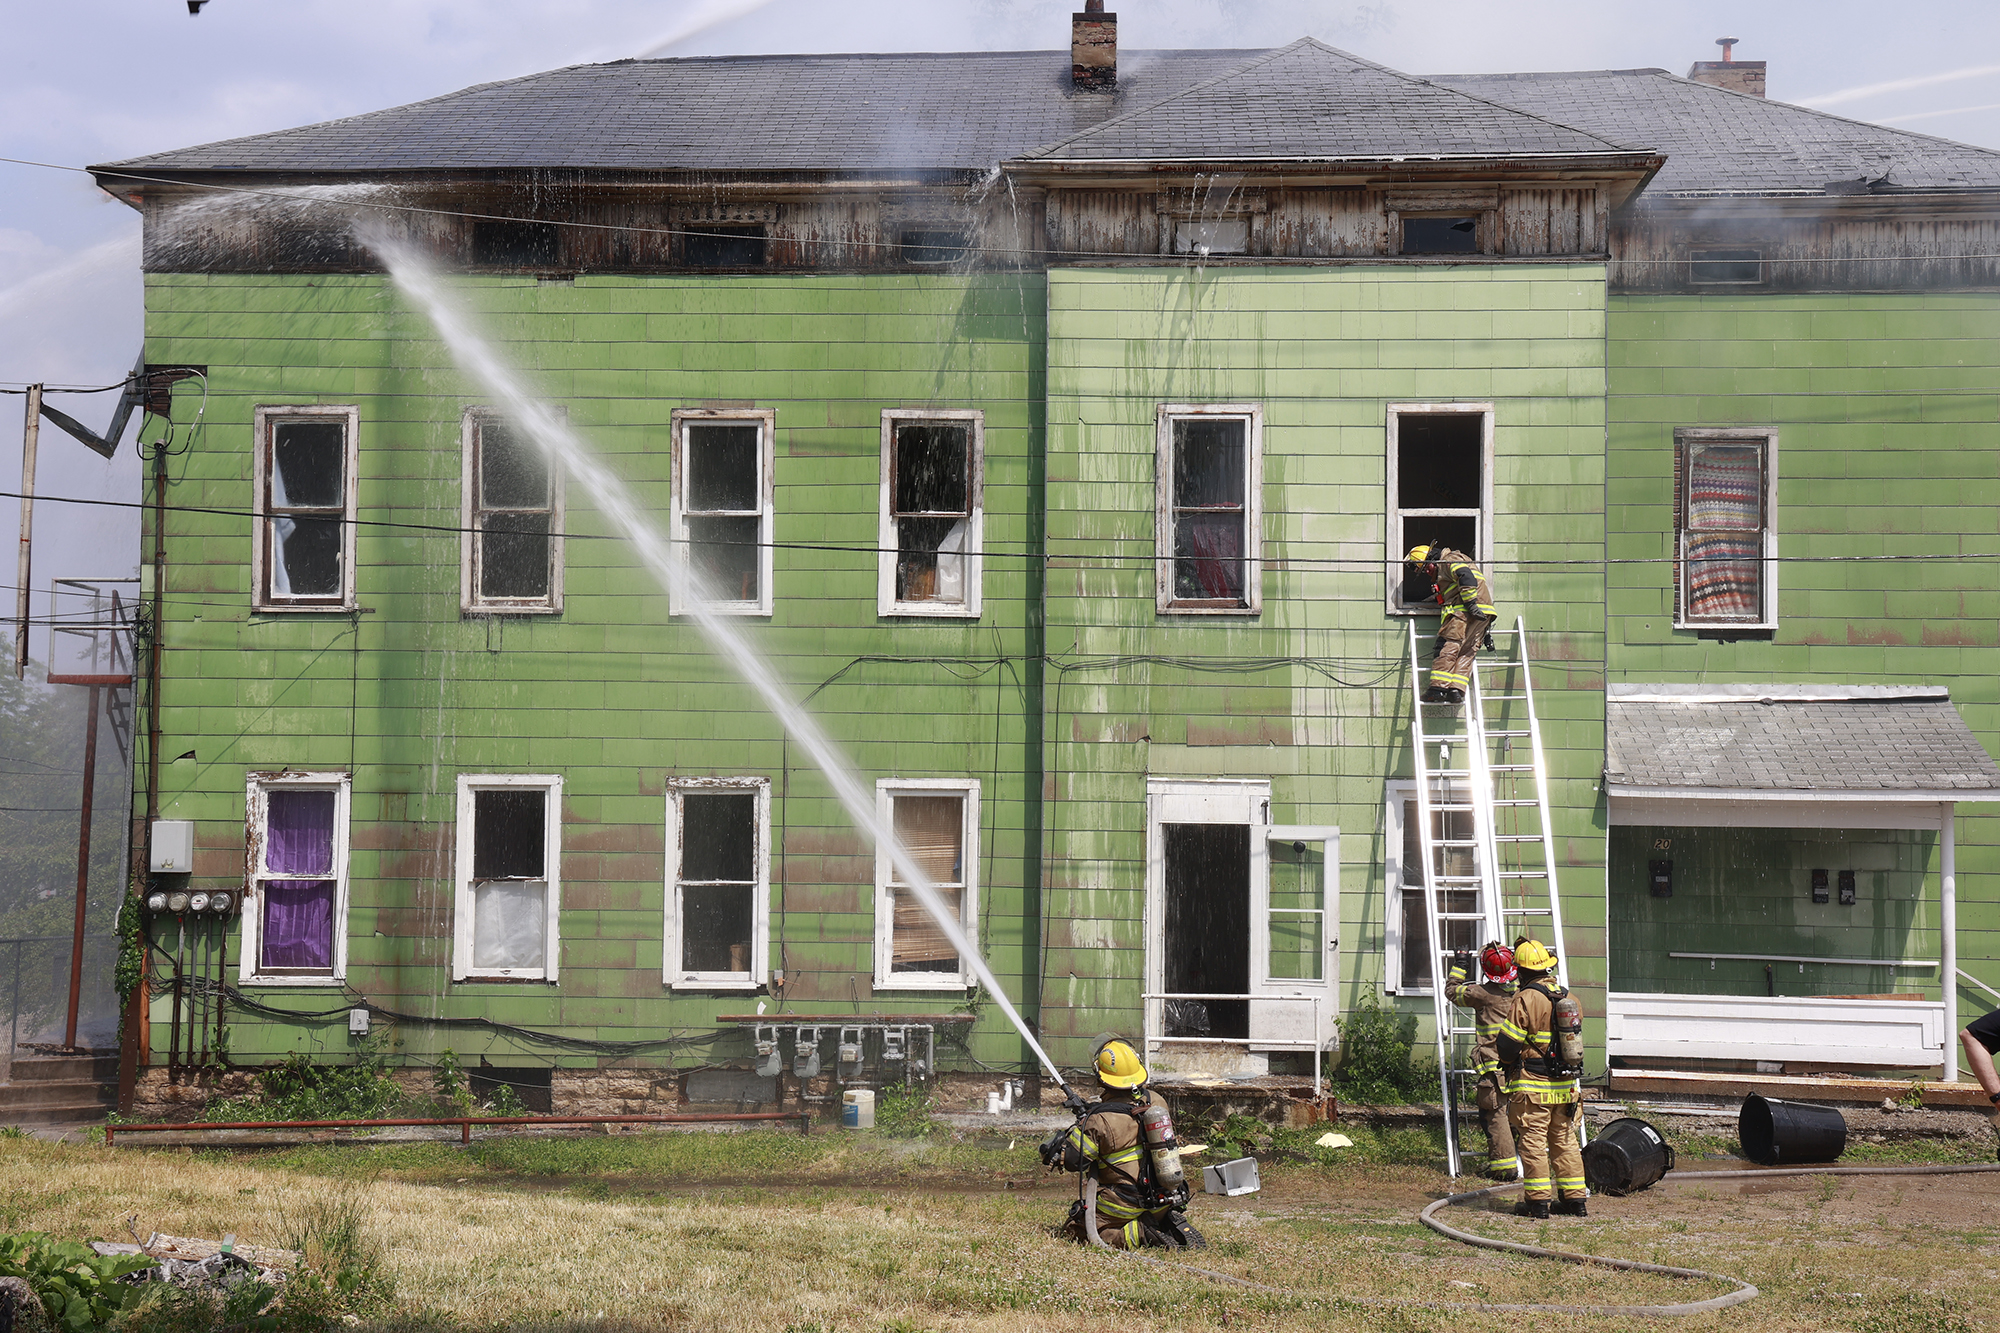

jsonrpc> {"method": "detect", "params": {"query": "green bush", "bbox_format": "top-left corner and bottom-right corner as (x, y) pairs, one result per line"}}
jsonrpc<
(1329, 993), (1441, 1104)
(205, 1053), (402, 1124)
(874, 1086), (938, 1138)
(0, 1231), (155, 1331)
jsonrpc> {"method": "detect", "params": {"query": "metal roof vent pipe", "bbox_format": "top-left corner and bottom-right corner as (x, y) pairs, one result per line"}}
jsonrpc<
(1687, 36), (1767, 97)
(1073, 0), (1117, 92)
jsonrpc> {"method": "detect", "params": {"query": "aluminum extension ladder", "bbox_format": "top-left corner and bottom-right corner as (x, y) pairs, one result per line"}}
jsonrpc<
(1407, 616), (1570, 1178)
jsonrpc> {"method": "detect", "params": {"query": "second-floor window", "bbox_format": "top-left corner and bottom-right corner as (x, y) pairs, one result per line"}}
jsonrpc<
(671, 410), (774, 616)
(1675, 429), (1778, 627)
(463, 410), (562, 613)
(252, 407), (357, 610)
(1388, 405), (1492, 612)
(1156, 405), (1262, 614)
(880, 411), (982, 617)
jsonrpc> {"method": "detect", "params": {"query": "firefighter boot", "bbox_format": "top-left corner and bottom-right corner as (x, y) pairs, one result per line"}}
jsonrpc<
(1161, 1211), (1206, 1250)
(1421, 686), (1451, 703)
(1552, 1197), (1589, 1218)
(1512, 1199), (1550, 1219)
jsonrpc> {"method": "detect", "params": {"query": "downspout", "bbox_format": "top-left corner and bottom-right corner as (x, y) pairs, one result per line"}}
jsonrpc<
(1942, 801), (1958, 1081)
(1022, 265), (1050, 1101)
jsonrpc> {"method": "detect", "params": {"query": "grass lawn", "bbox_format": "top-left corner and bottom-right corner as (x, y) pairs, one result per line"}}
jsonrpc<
(0, 1122), (1992, 1332)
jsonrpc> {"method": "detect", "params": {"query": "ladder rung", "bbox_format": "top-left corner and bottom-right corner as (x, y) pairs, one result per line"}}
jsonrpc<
(1505, 908), (1553, 916)
(1499, 870), (1549, 879)
(1435, 838), (1480, 847)
(1494, 835), (1542, 843)
(1432, 803), (1475, 811)
(1490, 764), (1534, 772)
(1486, 730), (1531, 738)
(1484, 694), (1528, 701)
(1435, 913), (1487, 923)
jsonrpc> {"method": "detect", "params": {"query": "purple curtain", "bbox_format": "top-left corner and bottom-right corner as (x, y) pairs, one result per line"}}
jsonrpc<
(267, 790), (335, 874)
(261, 881), (334, 969)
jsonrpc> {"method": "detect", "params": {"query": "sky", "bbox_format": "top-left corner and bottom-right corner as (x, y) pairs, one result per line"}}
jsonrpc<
(5, 0), (2000, 680)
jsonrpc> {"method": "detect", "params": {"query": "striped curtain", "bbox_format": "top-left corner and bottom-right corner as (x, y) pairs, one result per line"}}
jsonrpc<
(1684, 443), (1764, 621)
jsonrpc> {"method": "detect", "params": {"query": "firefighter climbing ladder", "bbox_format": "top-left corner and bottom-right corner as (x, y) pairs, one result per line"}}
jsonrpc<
(1406, 616), (1570, 1178)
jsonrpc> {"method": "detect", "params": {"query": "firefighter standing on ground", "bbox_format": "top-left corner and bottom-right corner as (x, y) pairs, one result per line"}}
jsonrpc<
(1406, 544), (1496, 704)
(1447, 942), (1521, 1181)
(1042, 1040), (1201, 1249)
(1495, 938), (1589, 1217)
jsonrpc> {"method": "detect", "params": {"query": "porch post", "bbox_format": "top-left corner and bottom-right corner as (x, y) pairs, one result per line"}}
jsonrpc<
(1942, 801), (1958, 1082)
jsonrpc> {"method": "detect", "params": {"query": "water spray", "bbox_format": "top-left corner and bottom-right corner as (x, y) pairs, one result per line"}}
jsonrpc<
(363, 227), (1084, 1111)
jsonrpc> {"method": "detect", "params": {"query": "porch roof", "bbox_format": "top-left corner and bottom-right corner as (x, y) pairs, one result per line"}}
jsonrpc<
(1604, 683), (2000, 802)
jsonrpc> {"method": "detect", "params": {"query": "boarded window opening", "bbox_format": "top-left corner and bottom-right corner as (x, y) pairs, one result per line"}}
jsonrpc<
(678, 791), (757, 975)
(1402, 215), (1478, 254)
(472, 219), (560, 267)
(1172, 217), (1250, 255)
(470, 416), (557, 605)
(1162, 823), (1250, 1038)
(685, 226), (766, 267)
(900, 230), (968, 264)
(888, 794), (965, 974)
(1398, 797), (1477, 991)
(1393, 411), (1484, 608)
(1169, 417), (1249, 604)
(684, 423), (763, 603)
(1690, 248), (1763, 284)
(264, 419), (347, 602)
(892, 423), (971, 604)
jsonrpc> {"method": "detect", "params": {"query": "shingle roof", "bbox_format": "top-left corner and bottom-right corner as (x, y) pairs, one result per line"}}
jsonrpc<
(1431, 68), (2000, 195)
(1014, 38), (1638, 163)
(93, 50), (1258, 176)
(1604, 685), (2000, 796)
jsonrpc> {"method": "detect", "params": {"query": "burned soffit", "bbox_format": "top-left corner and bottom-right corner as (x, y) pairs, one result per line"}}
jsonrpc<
(1604, 685), (2000, 796)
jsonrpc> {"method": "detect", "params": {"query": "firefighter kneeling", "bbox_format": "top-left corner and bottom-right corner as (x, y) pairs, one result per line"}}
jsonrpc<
(1040, 1040), (1204, 1249)
(1495, 939), (1589, 1218)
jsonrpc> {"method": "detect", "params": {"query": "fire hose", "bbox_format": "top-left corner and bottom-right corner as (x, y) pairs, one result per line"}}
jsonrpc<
(1083, 1160), (2000, 1317)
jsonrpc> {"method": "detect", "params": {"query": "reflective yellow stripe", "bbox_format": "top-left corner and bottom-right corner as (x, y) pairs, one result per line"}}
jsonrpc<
(1102, 1147), (1143, 1166)
(1496, 1018), (1527, 1041)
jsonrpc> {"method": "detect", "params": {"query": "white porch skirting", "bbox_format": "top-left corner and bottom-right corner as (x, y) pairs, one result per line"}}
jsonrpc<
(1605, 992), (1949, 1069)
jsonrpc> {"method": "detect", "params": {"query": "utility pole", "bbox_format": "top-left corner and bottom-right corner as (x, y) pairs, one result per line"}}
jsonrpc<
(15, 385), (40, 677)
(64, 685), (102, 1049)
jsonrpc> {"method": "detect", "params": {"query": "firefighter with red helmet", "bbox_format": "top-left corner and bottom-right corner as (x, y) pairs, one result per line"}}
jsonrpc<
(1447, 941), (1521, 1181)
(1405, 544), (1496, 705)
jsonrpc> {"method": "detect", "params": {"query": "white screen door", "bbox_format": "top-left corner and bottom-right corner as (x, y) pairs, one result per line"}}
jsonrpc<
(1251, 826), (1338, 1049)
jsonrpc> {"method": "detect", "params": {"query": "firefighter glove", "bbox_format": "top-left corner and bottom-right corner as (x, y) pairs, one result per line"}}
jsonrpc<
(1449, 950), (1476, 980)
(1482, 630), (1495, 652)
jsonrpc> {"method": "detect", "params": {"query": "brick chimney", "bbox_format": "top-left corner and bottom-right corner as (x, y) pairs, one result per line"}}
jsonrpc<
(1687, 36), (1766, 97)
(1073, 1), (1116, 92)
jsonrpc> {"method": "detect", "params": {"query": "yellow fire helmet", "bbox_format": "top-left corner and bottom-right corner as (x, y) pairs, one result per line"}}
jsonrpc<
(1405, 545), (1436, 563)
(1095, 1038), (1149, 1089)
(1513, 938), (1558, 972)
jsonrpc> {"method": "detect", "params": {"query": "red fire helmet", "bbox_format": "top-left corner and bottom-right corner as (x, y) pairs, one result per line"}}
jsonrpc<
(1480, 941), (1517, 983)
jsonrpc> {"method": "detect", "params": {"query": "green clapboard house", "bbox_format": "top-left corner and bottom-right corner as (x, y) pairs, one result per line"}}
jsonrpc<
(86, 25), (2000, 1114)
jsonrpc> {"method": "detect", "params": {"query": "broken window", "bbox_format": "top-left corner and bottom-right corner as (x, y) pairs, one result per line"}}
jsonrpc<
(875, 782), (979, 989)
(453, 776), (562, 980)
(253, 407), (357, 610)
(668, 781), (769, 989)
(244, 775), (349, 982)
(1157, 407), (1262, 613)
(472, 219), (560, 267)
(464, 411), (562, 612)
(685, 225), (766, 267)
(1675, 430), (1777, 627)
(880, 412), (981, 616)
(1690, 248), (1763, 284)
(1402, 215), (1479, 254)
(899, 230), (968, 264)
(1387, 788), (1478, 993)
(1171, 216), (1250, 256)
(1389, 406), (1490, 611)
(672, 412), (774, 615)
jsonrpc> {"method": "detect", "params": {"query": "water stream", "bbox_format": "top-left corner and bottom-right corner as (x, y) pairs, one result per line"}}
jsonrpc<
(363, 231), (1071, 1093)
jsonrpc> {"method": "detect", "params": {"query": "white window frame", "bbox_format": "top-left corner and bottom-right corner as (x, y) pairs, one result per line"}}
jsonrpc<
(878, 409), (984, 618)
(670, 408), (775, 617)
(452, 774), (563, 982)
(239, 771), (351, 986)
(1155, 404), (1263, 615)
(1673, 428), (1779, 630)
(461, 408), (564, 614)
(1385, 402), (1494, 615)
(873, 778), (980, 991)
(664, 777), (771, 991)
(251, 405), (359, 611)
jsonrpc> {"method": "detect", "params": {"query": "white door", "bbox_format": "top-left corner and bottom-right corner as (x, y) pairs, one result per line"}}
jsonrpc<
(1145, 780), (1270, 1051)
(1251, 826), (1339, 1050)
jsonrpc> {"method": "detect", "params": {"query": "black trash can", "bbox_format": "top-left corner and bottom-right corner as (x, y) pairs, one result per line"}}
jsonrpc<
(1738, 1093), (1846, 1166)
(1582, 1116), (1676, 1195)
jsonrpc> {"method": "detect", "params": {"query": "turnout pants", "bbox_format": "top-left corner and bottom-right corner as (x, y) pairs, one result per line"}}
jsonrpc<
(1476, 1074), (1519, 1177)
(1429, 610), (1494, 694)
(1507, 1094), (1586, 1202)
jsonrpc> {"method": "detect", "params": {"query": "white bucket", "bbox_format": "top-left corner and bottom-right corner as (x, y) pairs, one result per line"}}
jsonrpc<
(841, 1088), (876, 1129)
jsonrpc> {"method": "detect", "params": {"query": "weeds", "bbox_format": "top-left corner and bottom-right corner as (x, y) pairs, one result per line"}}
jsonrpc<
(875, 1086), (939, 1139)
(1328, 993), (1439, 1103)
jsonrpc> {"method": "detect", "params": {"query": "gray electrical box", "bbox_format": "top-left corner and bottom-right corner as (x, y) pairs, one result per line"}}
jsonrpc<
(150, 820), (195, 873)
(348, 1008), (370, 1036)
